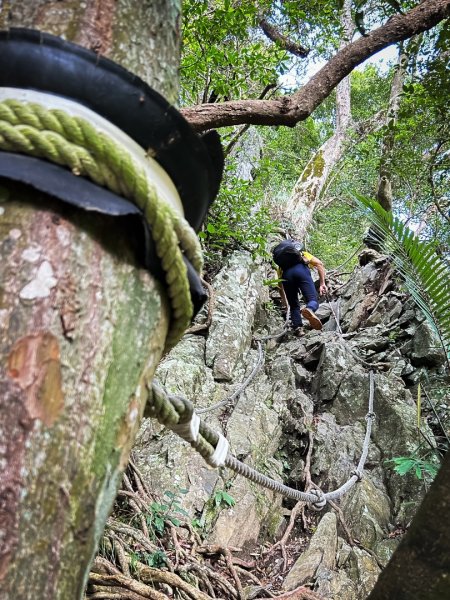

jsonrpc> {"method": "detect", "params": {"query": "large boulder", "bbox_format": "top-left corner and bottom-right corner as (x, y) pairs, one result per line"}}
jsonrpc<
(283, 512), (338, 590)
(410, 321), (446, 367)
(205, 252), (264, 380)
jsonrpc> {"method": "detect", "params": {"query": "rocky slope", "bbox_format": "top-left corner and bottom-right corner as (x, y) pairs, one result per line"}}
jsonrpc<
(133, 247), (446, 599)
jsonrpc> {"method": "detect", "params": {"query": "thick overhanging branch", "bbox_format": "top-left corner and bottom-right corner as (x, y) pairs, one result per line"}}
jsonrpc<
(181, 0), (450, 131)
(259, 18), (310, 57)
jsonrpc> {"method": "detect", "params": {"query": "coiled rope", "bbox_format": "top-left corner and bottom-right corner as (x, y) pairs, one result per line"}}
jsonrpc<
(146, 371), (375, 511)
(0, 96), (202, 349)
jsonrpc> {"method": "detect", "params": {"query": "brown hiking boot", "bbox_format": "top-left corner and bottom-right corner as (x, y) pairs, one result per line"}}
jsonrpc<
(301, 307), (322, 330)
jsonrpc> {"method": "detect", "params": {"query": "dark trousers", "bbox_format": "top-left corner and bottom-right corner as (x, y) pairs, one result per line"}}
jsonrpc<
(282, 263), (319, 328)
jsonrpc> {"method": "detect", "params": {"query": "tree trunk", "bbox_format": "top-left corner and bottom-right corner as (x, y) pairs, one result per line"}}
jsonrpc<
(366, 40), (415, 249)
(376, 41), (413, 212)
(367, 452), (450, 600)
(0, 2), (181, 598)
(284, 0), (352, 239)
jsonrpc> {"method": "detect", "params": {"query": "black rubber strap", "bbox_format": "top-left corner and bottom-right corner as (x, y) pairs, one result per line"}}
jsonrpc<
(0, 153), (207, 315)
(0, 27), (224, 231)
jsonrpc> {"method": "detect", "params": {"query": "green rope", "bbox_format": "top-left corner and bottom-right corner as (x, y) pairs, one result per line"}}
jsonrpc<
(0, 98), (202, 349)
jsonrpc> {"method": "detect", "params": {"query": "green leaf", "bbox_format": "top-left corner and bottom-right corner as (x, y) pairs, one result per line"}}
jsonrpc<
(393, 458), (415, 475)
(221, 491), (236, 507)
(174, 505), (190, 517)
(263, 277), (284, 287)
(352, 193), (450, 364)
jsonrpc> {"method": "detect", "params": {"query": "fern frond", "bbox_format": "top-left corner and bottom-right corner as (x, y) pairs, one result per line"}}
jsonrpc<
(353, 193), (450, 365)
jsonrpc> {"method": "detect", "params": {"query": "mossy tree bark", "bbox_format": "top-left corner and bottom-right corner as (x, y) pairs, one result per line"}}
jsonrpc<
(376, 39), (414, 213)
(0, 2), (181, 598)
(284, 0), (352, 240)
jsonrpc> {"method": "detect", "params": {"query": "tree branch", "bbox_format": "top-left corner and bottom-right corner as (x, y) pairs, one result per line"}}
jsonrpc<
(224, 83), (277, 156)
(259, 18), (310, 57)
(181, 0), (450, 131)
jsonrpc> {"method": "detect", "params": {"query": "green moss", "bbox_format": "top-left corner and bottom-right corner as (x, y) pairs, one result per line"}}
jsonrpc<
(265, 506), (285, 539)
(92, 271), (161, 479)
(300, 150), (325, 183)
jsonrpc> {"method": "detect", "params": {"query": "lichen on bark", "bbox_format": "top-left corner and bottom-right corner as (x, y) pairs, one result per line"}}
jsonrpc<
(0, 1), (182, 597)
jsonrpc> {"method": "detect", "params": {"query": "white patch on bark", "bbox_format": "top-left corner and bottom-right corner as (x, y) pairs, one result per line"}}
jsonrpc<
(21, 245), (42, 263)
(9, 228), (22, 240)
(56, 225), (72, 247)
(19, 261), (57, 300)
(0, 207), (4, 216)
(128, 406), (139, 425)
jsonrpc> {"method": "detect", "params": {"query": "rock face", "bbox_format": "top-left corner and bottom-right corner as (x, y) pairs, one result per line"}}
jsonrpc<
(134, 248), (447, 599)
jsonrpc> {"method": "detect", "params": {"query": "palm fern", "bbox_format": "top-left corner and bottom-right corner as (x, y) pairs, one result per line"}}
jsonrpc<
(353, 193), (450, 366)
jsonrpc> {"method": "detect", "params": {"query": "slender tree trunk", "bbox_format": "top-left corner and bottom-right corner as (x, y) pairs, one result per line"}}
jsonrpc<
(366, 39), (416, 249)
(284, 0), (352, 239)
(0, 2), (181, 598)
(376, 41), (413, 212)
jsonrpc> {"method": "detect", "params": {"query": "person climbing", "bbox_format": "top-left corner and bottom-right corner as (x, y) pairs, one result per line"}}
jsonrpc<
(272, 240), (328, 333)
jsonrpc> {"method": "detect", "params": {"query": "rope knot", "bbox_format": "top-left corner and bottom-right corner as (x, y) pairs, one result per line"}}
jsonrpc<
(365, 411), (376, 421)
(351, 468), (363, 481)
(310, 489), (326, 511)
(168, 395), (200, 443)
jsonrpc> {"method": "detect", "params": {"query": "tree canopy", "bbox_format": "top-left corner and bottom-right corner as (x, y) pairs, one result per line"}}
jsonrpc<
(180, 0), (449, 267)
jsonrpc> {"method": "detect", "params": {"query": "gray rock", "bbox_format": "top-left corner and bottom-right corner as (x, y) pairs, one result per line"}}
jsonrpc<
(411, 321), (446, 367)
(283, 512), (338, 590)
(311, 413), (382, 493)
(316, 302), (334, 321)
(211, 463), (283, 548)
(206, 252), (264, 380)
(374, 537), (401, 567)
(341, 478), (391, 549)
(371, 373), (435, 521)
(313, 338), (358, 404)
(398, 308), (416, 326)
(348, 328), (390, 353)
(330, 367), (374, 424)
(293, 363), (313, 386)
(267, 355), (295, 388)
(366, 295), (402, 327)
(336, 537), (353, 567)
(346, 547), (381, 597)
(134, 420), (219, 515)
(315, 569), (358, 600)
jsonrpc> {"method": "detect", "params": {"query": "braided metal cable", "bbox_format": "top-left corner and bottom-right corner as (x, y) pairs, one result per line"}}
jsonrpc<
(253, 326), (289, 342)
(197, 341), (265, 414)
(146, 371), (375, 510)
(0, 98), (202, 349)
(224, 454), (319, 503)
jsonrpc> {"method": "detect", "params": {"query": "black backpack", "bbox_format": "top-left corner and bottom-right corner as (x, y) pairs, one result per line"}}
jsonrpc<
(272, 240), (305, 270)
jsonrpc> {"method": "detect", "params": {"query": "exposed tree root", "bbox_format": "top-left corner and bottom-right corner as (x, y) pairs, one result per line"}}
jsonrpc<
(89, 572), (169, 600)
(265, 430), (315, 572)
(88, 455), (325, 600)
